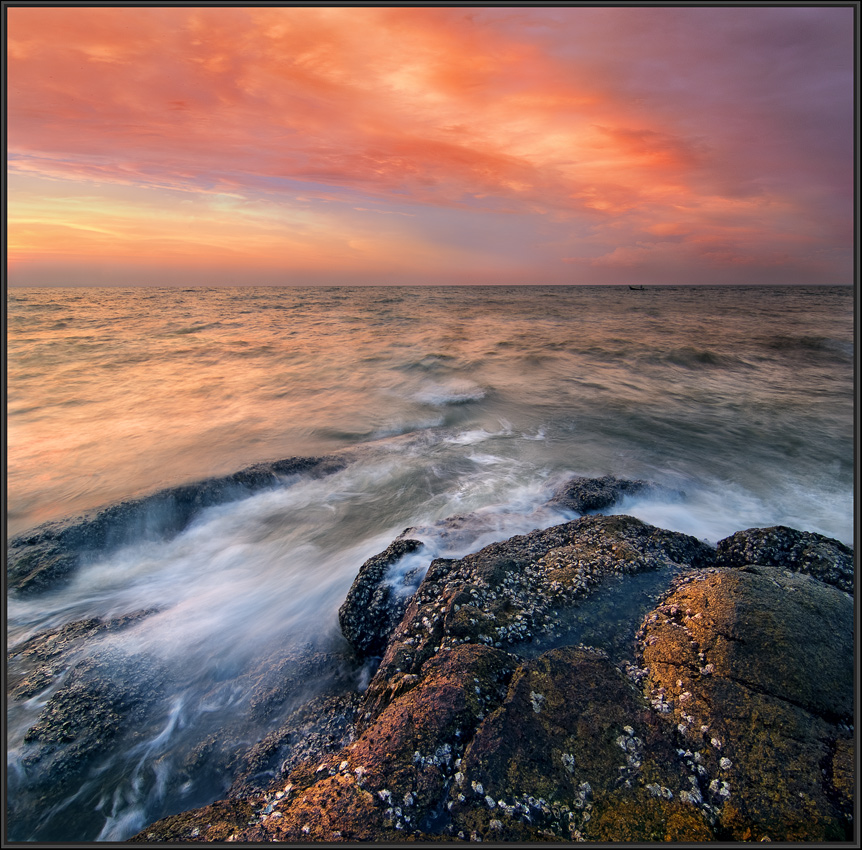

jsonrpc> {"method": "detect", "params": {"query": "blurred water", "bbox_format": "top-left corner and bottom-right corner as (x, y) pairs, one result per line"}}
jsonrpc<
(5, 284), (855, 840)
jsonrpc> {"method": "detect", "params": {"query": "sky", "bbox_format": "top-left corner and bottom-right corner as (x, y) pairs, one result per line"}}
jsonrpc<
(6, 5), (856, 286)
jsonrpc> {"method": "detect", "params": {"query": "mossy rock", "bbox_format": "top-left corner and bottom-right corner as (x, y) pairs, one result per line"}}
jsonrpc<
(128, 799), (256, 842)
(638, 565), (853, 842)
(449, 646), (706, 841)
(589, 793), (715, 842)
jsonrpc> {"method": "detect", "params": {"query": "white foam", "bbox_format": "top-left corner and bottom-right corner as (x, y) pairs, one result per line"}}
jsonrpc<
(412, 379), (486, 406)
(608, 482), (853, 547)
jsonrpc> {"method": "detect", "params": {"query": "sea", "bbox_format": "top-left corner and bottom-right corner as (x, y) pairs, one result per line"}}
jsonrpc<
(5, 284), (855, 841)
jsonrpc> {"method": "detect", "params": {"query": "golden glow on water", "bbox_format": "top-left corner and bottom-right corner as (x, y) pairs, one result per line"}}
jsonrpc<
(6, 286), (854, 543)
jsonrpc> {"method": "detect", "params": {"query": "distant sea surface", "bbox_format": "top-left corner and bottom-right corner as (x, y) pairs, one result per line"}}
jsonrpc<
(6, 285), (855, 841)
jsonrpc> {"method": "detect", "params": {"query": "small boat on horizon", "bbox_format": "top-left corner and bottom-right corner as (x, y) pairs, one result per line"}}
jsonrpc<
(629, 285), (646, 290)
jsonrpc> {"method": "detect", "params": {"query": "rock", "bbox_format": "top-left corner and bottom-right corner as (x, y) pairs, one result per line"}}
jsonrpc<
(447, 646), (713, 842)
(182, 639), (367, 800)
(7, 609), (158, 701)
(7, 455), (345, 595)
(337, 475), (680, 660)
(637, 565), (854, 841)
(19, 647), (168, 786)
(228, 692), (362, 798)
(548, 475), (655, 514)
(126, 799), (256, 843)
(114, 512), (856, 843)
(715, 526), (854, 594)
(338, 537), (425, 657)
(360, 514), (714, 723)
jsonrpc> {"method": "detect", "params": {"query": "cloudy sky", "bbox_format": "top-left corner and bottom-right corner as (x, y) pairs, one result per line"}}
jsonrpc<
(6, 5), (855, 286)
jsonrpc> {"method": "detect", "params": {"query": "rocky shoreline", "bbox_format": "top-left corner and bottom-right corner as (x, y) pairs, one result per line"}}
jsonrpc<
(7, 471), (855, 843)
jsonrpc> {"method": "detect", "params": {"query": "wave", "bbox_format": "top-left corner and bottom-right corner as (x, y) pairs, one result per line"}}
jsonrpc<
(397, 352), (459, 373)
(759, 335), (853, 360)
(412, 379), (487, 406)
(644, 346), (752, 370)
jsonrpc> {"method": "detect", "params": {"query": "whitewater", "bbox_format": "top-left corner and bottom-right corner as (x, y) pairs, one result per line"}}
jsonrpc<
(6, 284), (854, 840)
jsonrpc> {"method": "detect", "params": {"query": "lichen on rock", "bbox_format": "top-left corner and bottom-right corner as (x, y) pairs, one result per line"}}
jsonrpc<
(636, 564), (854, 842)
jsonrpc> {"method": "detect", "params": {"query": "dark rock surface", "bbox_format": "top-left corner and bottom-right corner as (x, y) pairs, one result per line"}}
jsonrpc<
(636, 564), (854, 842)
(7, 455), (345, 594)
(228, 692), (362, 799)
(7, 609), (158, 701)
(715, 525), (854, 594)
(19, 647), (168, 786)
(338, 537), (425, 657)
(548, 474), (656, 514)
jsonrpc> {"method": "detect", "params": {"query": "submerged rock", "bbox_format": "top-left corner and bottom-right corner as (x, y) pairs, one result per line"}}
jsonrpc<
(7, 609), (158, 701)
(228, 691), (362, 799)
(19, 647), (168, 786)
(7, 455), (345, 595)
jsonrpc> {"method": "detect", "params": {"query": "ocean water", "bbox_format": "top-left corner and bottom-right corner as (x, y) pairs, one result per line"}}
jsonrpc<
(5, 285), (855, 841)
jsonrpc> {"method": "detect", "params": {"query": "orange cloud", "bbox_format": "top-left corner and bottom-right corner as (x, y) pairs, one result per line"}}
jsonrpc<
(6, 6), (853, 284)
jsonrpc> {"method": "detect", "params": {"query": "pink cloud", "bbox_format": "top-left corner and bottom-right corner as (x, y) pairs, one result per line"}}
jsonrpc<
(6, 6), (854, 284)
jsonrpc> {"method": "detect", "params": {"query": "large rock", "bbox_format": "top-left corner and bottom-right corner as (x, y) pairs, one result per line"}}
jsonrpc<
(338, 475), (678, 660)
(338, 537), (425, 658)
(360, 513), (714, 723)
(636, 564), (854, 841)
(129, 513), (854, 843)
(715, 525), (854, 594)
(7, 455), (345, 594)
(447, 646), (713, 842)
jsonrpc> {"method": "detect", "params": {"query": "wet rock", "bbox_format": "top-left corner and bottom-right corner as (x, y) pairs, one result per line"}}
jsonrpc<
(174, 638), (366, 800)
(548, 475), (655, 514)
(338, 537), (425, 657)
(336, 475), (681, 661)
(637, 565), (854, 841)
(228, 692), (361, 798)
(360, 514), (714, 723)
(7, 609), (158, 701)
(715, 525), (854, 594)
(7, 455), (345, 595)
(448, 646), (712, 842)
(244, 641), (360, 723)
(127, 799), (257, 843)
(140, 644), (515, 843)
(20, 647), (168, 785)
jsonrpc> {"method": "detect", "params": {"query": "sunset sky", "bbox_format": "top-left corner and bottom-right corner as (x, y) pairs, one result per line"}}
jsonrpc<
(6, 5), (855, 286)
